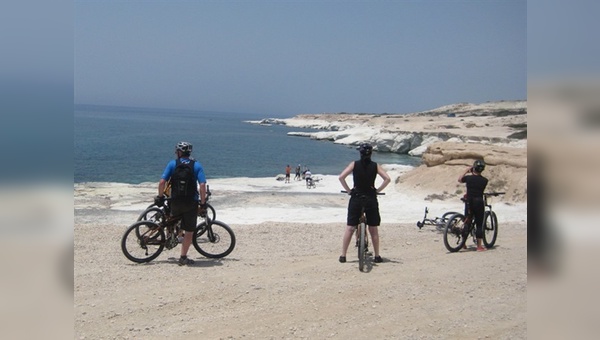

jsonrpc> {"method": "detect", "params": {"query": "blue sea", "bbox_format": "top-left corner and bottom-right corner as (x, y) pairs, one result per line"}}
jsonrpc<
(74, 105), (421, 184)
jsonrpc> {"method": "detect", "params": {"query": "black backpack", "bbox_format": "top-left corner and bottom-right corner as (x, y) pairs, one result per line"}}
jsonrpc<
(170, 159), (196, 200)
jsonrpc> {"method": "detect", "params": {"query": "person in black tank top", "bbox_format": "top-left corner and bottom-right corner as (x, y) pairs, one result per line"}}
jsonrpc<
(459, 159), (489, 252)
(338, 143), (391, 263)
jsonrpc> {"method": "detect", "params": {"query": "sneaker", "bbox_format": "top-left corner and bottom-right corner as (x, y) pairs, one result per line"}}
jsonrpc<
(374, 256), (383, 263)
(178, 256), (195, 266)
(476, 246), (487, 252)
(339, 256), (346, 263)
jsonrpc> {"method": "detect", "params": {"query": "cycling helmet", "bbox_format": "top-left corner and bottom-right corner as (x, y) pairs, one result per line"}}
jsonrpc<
(176, 141), (193, 155)
(473, 159), (485, 173)
(357, 143), (373, 157)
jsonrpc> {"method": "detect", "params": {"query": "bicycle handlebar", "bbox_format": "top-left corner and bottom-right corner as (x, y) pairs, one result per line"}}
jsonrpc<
(341, 190), (385, 195)
(484, 192), (505, 197)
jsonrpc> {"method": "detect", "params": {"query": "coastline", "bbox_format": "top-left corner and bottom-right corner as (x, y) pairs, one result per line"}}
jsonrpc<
(75, 165), (526, 226)
(247, 100), (527, 156)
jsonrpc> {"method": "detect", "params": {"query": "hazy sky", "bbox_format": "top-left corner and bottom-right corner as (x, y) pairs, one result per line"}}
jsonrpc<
(75, 1), (526, 116)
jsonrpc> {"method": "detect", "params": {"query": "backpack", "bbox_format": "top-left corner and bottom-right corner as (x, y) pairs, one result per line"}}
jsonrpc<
(170, 159), (196, 200)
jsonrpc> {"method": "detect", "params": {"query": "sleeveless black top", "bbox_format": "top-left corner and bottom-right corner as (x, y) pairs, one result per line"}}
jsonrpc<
(352, 160), (377, 194)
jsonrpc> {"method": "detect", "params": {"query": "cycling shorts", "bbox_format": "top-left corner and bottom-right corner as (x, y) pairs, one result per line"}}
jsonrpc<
(170, 199), (199, 232)
(347, 194), (381, 226)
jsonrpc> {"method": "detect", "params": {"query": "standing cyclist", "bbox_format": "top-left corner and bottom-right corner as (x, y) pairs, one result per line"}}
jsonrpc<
(458, 159), (489, 252)
(338, 143), (391, 264)
(155, 141), (207, 266)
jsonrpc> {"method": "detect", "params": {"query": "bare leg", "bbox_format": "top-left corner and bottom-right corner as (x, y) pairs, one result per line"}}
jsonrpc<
(341, 225), (355, 257)
(369, 226), (380, 257)
(180, 231), (194, 257)
(477, 238), (486, 251)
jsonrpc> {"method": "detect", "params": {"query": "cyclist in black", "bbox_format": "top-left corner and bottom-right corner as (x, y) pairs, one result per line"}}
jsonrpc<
(459, 159), (489, 252)
(339, 143), (391, 263)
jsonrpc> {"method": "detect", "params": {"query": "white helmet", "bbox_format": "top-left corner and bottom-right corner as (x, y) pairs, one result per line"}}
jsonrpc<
(176, 141), (193, 155)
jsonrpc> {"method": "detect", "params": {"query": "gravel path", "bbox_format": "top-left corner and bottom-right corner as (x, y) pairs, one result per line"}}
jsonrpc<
(75, 208), (526, 339)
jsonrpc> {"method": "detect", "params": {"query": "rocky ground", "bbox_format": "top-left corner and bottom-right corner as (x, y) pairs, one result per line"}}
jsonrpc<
(75, 213), (527, 340)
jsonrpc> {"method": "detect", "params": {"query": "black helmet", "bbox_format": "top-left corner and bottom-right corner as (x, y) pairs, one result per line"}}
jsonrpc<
(176, 141), (193, 155)
(473, 159), (485, 173)
(357, 143), (373, 157)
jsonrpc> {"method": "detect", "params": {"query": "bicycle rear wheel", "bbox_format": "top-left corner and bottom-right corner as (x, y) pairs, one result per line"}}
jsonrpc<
(442, 211), (460, 220)
(483, 211), (498, 248)
(443, 213), (467, 252)
(137, 207), (166, 223)
(193, 220), (236, 258)
(121, 221), (165, 263)
(358, 222), (367, 271)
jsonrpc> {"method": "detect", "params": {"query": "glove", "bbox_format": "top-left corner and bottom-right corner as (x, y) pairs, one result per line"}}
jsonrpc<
(154, 195), (165, 207)
(198, 203), (207, 217)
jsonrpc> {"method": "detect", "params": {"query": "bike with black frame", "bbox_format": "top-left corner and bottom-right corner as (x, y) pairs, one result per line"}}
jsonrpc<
(416, 207), (460, 230)
(122, 197), (236, 263)
(443, 192), (505, 252)
(137, 183), (216, 223)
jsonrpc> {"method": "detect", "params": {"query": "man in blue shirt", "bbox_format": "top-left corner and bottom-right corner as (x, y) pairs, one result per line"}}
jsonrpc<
(155, 141), (207, 266)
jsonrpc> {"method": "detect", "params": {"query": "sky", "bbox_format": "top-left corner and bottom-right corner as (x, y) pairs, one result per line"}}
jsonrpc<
(75, 0), (526, 116)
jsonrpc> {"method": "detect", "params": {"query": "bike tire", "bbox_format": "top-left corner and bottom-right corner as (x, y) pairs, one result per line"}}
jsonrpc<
(121, 221), (165, 263)
(483, 211), (499, 248)
(193, 220), (236, 258)
(198, 203), (216, 222)
(137, 206), (166, 223)
(443, 213), (467, 252)
(442, 211), (460, 220)
(358, 222), (366, 271)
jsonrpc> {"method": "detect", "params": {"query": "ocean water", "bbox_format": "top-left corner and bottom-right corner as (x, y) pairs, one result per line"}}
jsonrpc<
(74, 105), (421, 184)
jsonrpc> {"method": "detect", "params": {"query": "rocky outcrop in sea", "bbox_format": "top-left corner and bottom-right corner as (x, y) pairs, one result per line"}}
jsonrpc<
(248, 100), (527, 157)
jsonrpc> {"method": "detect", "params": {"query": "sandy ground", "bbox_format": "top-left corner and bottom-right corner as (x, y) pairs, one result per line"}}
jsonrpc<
(75, 180), (527, 339)
(75, 217), (526, 340)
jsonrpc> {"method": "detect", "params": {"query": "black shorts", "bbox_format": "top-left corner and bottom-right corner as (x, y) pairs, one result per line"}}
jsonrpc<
(347, 194), (381, 226)
(170, 199), (198, 232)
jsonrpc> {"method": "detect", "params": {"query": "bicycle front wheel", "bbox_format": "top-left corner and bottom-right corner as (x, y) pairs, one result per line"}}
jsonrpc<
(358, 222), (367, 271)
(193, 220), (236, 258)
(198, 203), (216, 222)
(483, 211), (498, 248)
(121, 221), (165, 263)
(443, 213), (467, 253)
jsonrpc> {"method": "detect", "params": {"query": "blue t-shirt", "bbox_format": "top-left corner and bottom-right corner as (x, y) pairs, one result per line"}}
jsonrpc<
(161, 157), (207, 201)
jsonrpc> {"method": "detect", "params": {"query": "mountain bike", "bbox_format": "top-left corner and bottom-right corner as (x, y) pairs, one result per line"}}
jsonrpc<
(342, 190), (384, 272)
(122, 198), (236, 263)
(416, 207), (460, 230)
(138, 183), (216, 223)
(442, 192), (505, 252)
